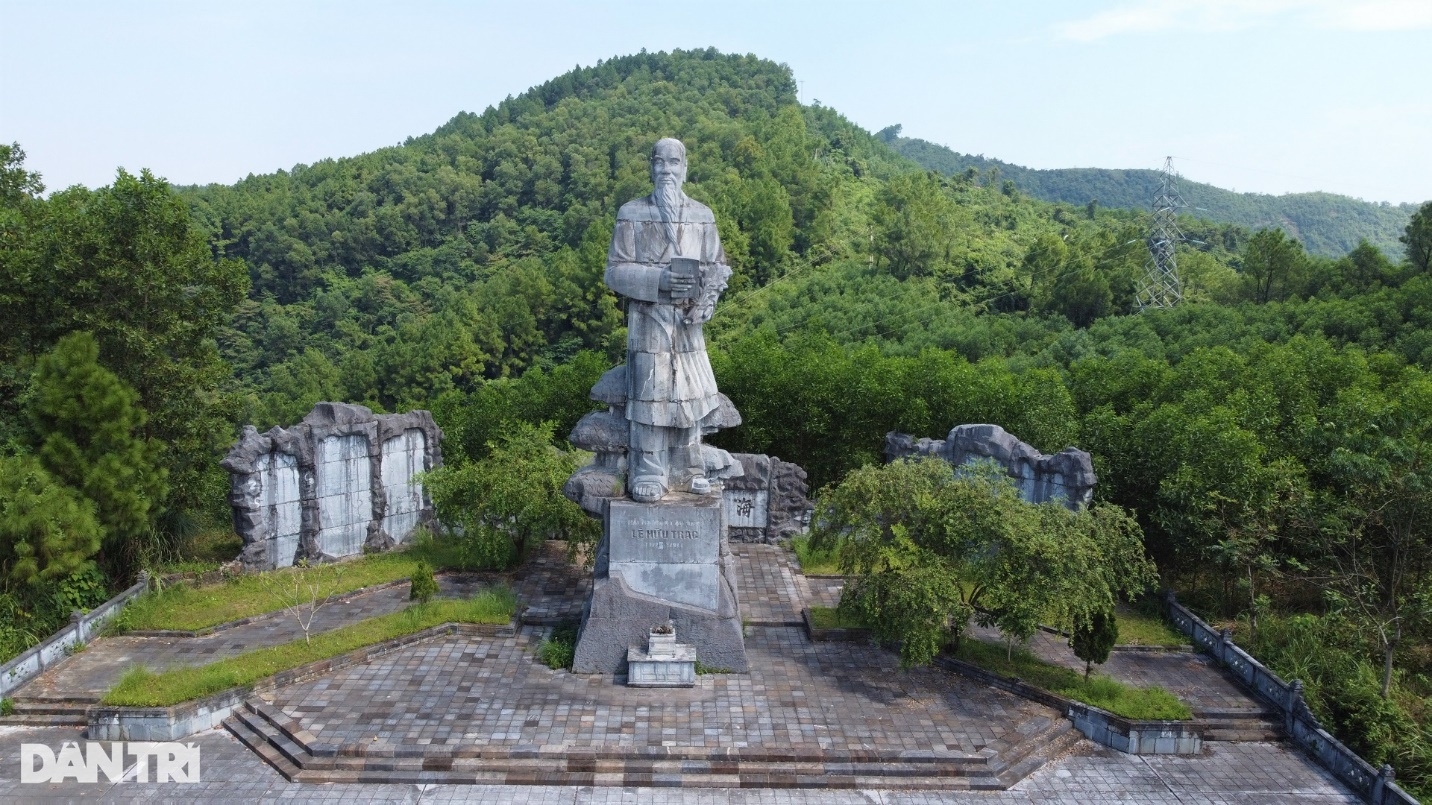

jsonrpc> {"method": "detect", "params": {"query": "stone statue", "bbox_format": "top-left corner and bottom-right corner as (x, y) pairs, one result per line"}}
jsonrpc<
(606, 137), (734, 502)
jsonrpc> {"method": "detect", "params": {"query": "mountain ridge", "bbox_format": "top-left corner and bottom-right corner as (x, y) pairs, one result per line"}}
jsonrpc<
(882, 127), (1417, 258)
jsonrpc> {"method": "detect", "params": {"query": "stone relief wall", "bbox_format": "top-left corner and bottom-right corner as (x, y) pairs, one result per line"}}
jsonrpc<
(221, 403), (442, 570)
(885, 423), (1097, 509)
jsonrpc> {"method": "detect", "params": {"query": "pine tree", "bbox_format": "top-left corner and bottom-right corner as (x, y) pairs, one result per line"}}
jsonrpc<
(0, 454), (101, 586)
(27, 332), (167, 570)
(1071, 609), (1120, 680)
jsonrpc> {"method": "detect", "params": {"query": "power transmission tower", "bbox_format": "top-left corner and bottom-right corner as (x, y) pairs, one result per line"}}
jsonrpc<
(1136, 157), (1187, 310)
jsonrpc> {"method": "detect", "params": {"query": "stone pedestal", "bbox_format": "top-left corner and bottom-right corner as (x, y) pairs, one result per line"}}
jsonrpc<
(627, 628), (696, 687)
(572, 494), (747, 674)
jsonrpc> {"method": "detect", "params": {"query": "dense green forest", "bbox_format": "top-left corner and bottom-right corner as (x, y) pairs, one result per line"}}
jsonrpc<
(2, 48), (1430, 795)
(882, 126), (1419, 259)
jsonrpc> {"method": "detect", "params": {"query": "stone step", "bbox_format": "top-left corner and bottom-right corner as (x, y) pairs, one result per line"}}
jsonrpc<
(223, 714), (305, 782)
(10, 700), (91, 715)
(327, 755), (986, 777)
(1204, 725), (1285, 742)
(232, 709), (313, 771)
(1193, 708), (1285, 742)
(226, 725), (1023, 789)
(1, 699), (91, 726)
(0, 712), (88, 727)
(1194, 706), (1280, 720)
(224, 694), (1070, 789)
(990, 717), (1081, 785)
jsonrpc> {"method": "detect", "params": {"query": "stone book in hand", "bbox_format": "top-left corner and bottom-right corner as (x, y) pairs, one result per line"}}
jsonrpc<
(667, 256), (701, 300)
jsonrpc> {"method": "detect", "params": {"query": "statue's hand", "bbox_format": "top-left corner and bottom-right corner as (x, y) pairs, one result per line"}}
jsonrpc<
(660, 259), (698, 298)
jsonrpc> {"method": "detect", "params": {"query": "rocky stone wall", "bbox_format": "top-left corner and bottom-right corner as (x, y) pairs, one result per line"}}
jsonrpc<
(885, 423), (1096, 509)
(221, 403), (442, 570)
(721, 453), (814, 544)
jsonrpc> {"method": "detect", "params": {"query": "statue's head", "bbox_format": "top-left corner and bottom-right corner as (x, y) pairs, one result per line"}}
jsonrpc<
(650, 138), (687, 192)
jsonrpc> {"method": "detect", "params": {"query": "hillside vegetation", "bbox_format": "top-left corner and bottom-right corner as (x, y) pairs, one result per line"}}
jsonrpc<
(2, 49), (1430, 796)
(884, 127), (1419, 258)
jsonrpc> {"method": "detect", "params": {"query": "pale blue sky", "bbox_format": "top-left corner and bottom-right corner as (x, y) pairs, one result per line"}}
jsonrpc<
(2, 0), (1428, 203)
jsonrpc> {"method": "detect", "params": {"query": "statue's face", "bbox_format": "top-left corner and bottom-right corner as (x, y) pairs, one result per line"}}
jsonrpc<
(650, 141), (687, 190)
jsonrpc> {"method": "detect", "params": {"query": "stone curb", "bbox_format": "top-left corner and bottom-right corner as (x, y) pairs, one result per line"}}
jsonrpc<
(933, 654), (1203, 755)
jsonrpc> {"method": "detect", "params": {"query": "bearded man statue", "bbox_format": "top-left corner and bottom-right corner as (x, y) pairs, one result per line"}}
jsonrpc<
(605, 138), (735, 503)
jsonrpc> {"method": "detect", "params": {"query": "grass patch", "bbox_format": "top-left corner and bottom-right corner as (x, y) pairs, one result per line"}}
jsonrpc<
(791, 535), (843, 575)
(538, 622), (579, 670)
(1113, 607), (1187, 647)
(113, 535), (468, 633)
(103, 588), (515, 707)
(806, 606), (866, 630)
(0, 697), (13, 716)
(950, 636), (1192, 720)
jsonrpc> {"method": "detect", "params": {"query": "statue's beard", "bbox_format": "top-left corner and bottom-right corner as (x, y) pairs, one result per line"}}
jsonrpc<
(654, 177), (683, 256)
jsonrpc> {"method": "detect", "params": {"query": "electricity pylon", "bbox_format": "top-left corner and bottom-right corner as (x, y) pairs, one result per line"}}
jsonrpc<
(1136, 157), (1186, 310)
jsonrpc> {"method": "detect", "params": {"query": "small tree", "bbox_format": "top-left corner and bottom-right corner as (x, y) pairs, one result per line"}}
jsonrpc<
(409, 561), (438, 603)
(264, 562), (345, 646)
(813, 458), (1157, 668)
(1071, 609), (1119, 680)
(424, 422), (599, 569)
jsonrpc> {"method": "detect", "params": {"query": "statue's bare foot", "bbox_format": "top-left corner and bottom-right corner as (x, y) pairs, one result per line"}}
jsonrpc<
(688, 476), (711, 495)
(631, 480), (666, 503)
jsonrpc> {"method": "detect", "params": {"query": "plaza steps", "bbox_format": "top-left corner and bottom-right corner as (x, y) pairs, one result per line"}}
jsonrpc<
(0, 697), (91, 727)
(1194, 706), (1285, 742)
(225, 698), (1081, 790)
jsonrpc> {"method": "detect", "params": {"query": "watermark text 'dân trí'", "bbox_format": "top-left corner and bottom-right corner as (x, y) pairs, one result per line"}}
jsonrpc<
(20, 741), (200, 783)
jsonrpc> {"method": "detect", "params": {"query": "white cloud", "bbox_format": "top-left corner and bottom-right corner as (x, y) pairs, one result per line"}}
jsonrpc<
(1313, 0), (1432, 31)
(1054, 0), (1432, 41)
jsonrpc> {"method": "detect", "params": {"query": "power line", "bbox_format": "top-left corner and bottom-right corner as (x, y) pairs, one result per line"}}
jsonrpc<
(1136, 157), (1185, 311)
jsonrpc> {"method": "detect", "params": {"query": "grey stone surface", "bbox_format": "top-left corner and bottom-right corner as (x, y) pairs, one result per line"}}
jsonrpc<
(627, 632), (697, 687)
(572, 504), (748, 676)
(885, 423), (1096, 509)
(608, 497), (722, 610)
(221, 402), (442, 569)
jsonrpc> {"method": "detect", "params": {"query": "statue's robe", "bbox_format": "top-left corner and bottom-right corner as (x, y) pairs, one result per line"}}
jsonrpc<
(604, 194), (727, 432)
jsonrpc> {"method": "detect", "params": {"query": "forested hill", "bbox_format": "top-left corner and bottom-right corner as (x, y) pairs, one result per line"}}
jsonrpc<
(882, 128), (1418, 258)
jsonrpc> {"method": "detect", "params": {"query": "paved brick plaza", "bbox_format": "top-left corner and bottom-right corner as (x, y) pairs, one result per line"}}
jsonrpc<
(271, 625), (1055, 755)
(0, 543), (1368, 801)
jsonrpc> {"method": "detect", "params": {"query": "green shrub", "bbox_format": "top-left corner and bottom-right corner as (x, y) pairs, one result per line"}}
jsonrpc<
(1247, 612), (1430, 799)
(409, 561), (438, 603)
(791, 535), (843, 575)
(538, 622), (579, 670)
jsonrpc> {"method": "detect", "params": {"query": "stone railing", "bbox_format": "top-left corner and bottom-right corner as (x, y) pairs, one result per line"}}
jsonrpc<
(1162, 591), (1418, 805)
(1, 573), (151, 699)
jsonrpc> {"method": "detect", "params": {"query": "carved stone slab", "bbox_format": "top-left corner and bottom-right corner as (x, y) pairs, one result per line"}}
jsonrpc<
(608, 496), (722, 611)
